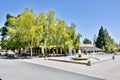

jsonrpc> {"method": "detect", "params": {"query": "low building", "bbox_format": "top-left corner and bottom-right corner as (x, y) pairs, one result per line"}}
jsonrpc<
(80, 44), (102, 54)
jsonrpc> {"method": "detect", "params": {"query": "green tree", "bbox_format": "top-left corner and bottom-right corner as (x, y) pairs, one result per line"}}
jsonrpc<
(95, 26), (115, 52)
(4, 8), (82, 56)
(83, 38), (92, 44)
(0, 14), (15, 49)
(7, 8), (43, 52)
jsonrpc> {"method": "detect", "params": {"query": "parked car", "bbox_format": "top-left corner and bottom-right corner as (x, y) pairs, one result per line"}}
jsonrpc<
(0, 51), (7, 56)
(7, 50), (16, 59)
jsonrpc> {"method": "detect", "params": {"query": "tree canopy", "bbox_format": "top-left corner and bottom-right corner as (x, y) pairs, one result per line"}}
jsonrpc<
(95, 26), (115, 52)
(1, 8), (82, 53)
(0, 14), (14, 49)
(83, 38), (92, 44)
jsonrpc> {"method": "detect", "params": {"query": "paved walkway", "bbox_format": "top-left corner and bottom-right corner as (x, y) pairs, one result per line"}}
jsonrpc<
(0, 59), (104, 80)
(19, 55), (120, 80)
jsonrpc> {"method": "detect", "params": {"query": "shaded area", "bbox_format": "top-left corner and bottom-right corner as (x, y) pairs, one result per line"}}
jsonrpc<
(0, 55), (31, 59)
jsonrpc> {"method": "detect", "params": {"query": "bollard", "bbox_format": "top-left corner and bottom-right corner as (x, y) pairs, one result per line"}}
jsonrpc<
(112, 55), (115, 60)
(87, 60), (91, 66)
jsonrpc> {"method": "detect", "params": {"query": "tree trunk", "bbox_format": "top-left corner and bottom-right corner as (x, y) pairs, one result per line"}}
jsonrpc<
(30, 47), (33, 56)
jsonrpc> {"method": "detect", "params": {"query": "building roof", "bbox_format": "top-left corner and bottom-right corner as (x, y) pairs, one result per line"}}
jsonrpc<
(80, 44), (102, 52)
(80, 44), (95, 47)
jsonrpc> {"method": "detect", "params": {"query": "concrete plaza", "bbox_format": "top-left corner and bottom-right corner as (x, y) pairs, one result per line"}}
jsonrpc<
(0, 54), (120, 80)
(19, 54), (120, 80)
(0, 59), (103, 80)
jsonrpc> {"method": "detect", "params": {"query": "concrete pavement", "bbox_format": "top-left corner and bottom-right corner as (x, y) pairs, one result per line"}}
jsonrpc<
(0, 59), (104, 80)
(19, 55), (120, 80)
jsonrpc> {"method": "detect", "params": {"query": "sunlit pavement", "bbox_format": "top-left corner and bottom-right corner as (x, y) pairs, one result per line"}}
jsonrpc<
(0, 58), (104, 80)
(19, 55), (120, 80)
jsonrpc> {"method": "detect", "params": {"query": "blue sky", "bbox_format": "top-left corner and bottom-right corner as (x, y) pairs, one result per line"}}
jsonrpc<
(0, 0), (120, 43)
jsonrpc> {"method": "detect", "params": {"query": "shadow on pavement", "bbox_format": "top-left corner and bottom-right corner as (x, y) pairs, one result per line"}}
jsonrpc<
(0, 55), (32, 60)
